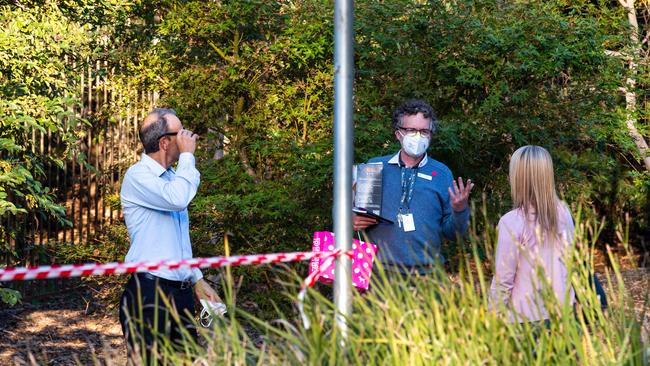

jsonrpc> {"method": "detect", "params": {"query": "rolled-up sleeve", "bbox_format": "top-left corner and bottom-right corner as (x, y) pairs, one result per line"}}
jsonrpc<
(192, 268), (204, 284)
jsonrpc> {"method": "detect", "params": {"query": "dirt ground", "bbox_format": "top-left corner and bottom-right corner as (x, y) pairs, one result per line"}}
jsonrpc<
(600, 268), (650, 340)
(0, 268), (648, 366)
(0, 284), (126, 366)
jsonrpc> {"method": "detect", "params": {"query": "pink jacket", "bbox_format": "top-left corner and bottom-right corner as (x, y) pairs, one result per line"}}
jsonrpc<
(489, 203), (575, 322)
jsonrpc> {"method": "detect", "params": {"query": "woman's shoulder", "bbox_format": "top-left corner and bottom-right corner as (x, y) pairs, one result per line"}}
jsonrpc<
(498, 209), (527, 230)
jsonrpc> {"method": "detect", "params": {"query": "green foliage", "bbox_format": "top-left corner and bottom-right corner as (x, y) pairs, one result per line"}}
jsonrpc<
(3, 0), (649, 317)
(73, 1), (645, 294)
(51, 223), (130, 263)
(357, 0), (647, 241)
(124, 0), (648, 262)
(129, 0), (645, 314)
(139, 0), (337, 257)
(9, 0), (638, 263)
(0, 287), (21, 306)
(0, 2), (92, 262)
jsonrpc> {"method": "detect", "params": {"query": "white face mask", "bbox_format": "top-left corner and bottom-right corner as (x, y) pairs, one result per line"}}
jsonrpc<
(399, 132), (430, 158)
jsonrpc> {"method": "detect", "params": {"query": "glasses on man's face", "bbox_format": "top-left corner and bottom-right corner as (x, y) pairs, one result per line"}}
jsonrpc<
(157, 131), (179, 140)
(399, 127), (432, 138)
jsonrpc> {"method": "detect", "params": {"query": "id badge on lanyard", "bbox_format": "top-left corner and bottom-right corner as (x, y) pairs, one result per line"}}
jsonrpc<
(398, 167), (417, 232)
(401, 213), (415, 232)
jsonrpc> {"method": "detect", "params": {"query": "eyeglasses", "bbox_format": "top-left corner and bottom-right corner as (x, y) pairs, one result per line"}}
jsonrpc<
(398, 127), (432, 138)
(157, 131), (179, 140)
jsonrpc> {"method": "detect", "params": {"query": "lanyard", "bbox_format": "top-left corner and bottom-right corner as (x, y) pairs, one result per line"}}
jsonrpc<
(399, 167), (418, 212)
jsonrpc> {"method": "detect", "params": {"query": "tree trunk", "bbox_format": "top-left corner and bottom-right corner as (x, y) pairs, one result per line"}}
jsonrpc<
(623, 80), (650, 171)
(619, 0), (650, 171)
(233, 96), (259, 182)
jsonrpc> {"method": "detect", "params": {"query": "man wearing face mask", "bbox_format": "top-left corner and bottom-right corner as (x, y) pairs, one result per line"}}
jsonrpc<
(353, 100), (474, 277)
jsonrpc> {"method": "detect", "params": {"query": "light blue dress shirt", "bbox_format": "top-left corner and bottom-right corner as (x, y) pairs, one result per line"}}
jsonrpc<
(120, 152), (203, 283)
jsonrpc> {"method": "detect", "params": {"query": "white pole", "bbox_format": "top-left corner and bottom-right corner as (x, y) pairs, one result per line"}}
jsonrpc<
(333, 0), (354, 342)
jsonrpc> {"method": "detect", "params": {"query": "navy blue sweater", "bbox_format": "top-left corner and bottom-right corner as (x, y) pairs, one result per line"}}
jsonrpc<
(365, 153), (470, 273)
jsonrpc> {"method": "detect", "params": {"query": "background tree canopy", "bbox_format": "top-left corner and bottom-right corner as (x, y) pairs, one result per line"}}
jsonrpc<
(134, 0), (648, 255)
(1, 0), (649, 310)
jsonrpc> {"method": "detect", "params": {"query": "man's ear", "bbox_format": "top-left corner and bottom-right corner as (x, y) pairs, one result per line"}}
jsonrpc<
(394, 130), (402, 142)
(158, 137), (168, 152)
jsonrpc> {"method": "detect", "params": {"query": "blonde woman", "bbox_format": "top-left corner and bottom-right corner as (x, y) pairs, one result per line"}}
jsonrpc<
(490, 145), (575, 322)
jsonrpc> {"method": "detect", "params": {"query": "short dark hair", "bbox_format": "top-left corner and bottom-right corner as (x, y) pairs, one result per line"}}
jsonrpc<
(139, 108), (176, 154)
(391, 100), (439, 132)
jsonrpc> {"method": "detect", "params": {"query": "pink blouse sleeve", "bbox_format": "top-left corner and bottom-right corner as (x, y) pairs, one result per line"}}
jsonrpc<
(490, 214), (522, 309)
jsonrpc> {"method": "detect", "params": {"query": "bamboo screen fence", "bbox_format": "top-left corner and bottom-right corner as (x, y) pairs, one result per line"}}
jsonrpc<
(2, 58), (157, 269)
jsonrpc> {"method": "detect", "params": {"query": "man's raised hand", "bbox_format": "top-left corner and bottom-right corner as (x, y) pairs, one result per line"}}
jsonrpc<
(177, 128), (198, 154)
(448, 177), (474, 212)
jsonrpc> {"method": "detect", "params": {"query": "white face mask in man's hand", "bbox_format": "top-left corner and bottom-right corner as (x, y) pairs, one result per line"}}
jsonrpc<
(400, 132), (430, 158)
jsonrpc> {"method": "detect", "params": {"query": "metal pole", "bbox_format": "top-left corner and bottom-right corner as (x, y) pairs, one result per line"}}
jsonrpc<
(333, 0), (354, 342)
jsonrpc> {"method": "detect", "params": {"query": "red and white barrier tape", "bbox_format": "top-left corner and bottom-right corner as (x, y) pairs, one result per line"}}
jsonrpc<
(0, 248), (354, 330)
(297, 250), (355, 329)
(298, 254), (337, 329)
(0, 250), (345, 282)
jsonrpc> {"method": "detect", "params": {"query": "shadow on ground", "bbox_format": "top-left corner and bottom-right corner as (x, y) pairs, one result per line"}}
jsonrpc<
(0, 281), (126, 366)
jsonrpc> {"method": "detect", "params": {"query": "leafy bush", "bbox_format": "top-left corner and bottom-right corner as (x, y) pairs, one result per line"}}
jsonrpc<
(0, 2), (96, 303)
(3, 0), (649, 309)
(0, 287), (21, 306)
(124, 0), (649, 263)
(0, 3), (89, 238)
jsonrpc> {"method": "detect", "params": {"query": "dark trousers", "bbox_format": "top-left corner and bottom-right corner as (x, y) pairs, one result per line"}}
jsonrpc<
(118, 273), (197, 363)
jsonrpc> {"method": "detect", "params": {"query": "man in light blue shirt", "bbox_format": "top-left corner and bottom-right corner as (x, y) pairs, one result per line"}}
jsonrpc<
(118, 108), (220, 362)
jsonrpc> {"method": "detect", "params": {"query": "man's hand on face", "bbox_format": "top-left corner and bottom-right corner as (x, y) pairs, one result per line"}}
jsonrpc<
(194, 278), (223, 302)
(448, 177), (474, 212)
(176, 128), (198, 154)
(353, 214), (378, 231)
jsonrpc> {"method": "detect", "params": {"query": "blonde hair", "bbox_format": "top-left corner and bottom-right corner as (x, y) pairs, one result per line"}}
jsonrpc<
(509, 145), (560, 239)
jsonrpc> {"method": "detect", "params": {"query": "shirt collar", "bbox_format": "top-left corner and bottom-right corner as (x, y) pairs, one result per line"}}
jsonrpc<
(387, 151), (428, 168)
(140, 153), (170, 177)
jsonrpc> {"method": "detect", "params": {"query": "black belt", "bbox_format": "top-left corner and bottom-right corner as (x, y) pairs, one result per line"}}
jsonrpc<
(135, 272), (193, 290)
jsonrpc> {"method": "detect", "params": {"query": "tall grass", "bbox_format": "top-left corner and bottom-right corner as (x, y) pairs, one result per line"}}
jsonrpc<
(116, 208), (647, 365)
